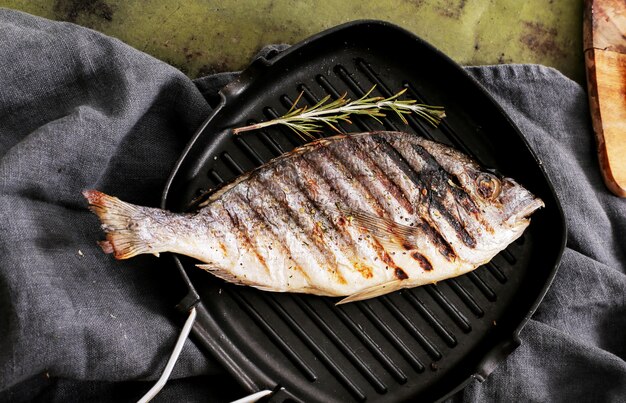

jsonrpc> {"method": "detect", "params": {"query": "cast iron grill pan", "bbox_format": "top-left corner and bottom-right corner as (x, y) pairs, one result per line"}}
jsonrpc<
(161, 20), (566, 402)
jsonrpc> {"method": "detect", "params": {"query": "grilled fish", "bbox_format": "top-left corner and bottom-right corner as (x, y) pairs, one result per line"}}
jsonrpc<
(84, 131), (543, 303)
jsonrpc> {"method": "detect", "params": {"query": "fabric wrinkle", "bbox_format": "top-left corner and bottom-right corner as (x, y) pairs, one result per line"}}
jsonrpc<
(0, 8), (624, 403)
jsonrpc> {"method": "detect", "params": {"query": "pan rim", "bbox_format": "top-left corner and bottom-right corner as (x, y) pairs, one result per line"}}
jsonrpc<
(161, 19), (567, 402)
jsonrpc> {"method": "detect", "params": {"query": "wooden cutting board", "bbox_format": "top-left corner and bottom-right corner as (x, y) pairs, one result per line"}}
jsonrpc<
(584, 0), (626, 197)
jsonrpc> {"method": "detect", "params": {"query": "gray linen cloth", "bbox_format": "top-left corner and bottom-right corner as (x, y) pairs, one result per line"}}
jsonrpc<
(0, 8), (624, 403)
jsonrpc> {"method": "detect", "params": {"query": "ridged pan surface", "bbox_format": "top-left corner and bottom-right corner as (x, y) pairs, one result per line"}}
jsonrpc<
(161, 20), (566, 402)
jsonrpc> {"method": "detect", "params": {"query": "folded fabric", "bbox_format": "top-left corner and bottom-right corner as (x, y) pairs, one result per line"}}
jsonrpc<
(0, 8), (624, 403)
(457, 65), (626, 402)
(0, 8), (224, 400)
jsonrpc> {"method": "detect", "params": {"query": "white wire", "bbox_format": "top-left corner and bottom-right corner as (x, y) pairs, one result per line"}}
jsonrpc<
(137, 307), (197, 403)
(230, 389), (274, 403)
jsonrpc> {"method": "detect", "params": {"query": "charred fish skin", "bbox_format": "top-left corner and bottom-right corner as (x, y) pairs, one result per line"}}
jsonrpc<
(84, 131), (544, 303)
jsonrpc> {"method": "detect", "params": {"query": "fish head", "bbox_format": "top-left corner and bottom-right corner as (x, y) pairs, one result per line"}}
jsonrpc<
(464, 168), (544, 228)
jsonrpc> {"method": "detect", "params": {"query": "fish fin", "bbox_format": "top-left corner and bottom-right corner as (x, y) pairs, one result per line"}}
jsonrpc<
(198, 138), (343, 208)
(339, 208), (421, 241)
(196, 264), (248, 285)
(336, 279), (404, 305)
(83, 190), (155, 260)
(198, 172), (252, 207)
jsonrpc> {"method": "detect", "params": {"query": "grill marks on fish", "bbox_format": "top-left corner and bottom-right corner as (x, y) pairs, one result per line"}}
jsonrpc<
(395, 267), (410, 279)
(241, 180), (341, 289)
(341, 137), (458, 262)
(320, 143), (415, 277)
(288, 160), (358, 257)
(235, 132), (490, 285)
(297, 148), (417, 281)
(279, 134), (463, 281)
(306, 147), (385, 217)
(336, 138), (415, 216)
(218, 197), (272, 278)
(85, 131), (544, 302)
(369, 136), (477, 248)
(240, 193), (315, 288)
(417, 222), (456, 261)
(358, 137), (458, 261)
(254, 166), (349, 285)
(291, 153), (387, 280)
(215, 134), (434, 288)
(410, 251), (434, 271)
(405, 142), (493, 236)
(289, 157), (370, 259)
(376, 241), (401, 272)
(410, 143), (479, 215)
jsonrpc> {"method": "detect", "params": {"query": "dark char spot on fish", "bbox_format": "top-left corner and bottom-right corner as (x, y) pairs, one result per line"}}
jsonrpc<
(411, 251), (433, 271)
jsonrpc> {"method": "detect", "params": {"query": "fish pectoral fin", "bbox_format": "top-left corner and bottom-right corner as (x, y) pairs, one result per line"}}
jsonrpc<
(339, 208), (421, 241)
(336, 279), (404, 305)
(196, 264), (247, 286)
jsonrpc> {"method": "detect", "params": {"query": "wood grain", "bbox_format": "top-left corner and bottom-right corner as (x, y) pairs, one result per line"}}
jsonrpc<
(584, 0), (626, 197)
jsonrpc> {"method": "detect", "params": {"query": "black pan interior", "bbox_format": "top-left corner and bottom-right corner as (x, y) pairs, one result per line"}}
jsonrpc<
(162, 20), (566, 402)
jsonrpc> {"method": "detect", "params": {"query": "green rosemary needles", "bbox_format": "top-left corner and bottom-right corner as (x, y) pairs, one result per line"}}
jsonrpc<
(232, 85), (446, 140)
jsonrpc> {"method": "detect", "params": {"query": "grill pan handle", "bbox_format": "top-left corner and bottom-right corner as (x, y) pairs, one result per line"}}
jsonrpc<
(474, 336), (521, 381)
(220, 45), (287, 104)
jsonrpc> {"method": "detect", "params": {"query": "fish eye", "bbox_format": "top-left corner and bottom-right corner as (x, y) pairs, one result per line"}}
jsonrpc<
(475, 173), (502, 200)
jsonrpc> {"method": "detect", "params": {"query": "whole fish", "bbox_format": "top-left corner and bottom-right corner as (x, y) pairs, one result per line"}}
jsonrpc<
(84, 131), (543, 303)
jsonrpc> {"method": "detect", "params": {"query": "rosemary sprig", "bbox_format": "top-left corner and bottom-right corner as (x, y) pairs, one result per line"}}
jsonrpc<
(231, 85), (446, 140)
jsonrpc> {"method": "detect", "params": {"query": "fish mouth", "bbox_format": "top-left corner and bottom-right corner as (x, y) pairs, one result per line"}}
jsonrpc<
(506, 197), (545, 226)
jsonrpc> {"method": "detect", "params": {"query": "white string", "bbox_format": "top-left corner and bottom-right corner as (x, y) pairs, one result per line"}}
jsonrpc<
(137, 307), (197, 403)
(230, 389), (274, 403)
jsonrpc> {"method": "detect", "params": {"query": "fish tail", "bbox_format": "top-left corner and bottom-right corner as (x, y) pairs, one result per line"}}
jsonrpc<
(83, 189), (161, 260)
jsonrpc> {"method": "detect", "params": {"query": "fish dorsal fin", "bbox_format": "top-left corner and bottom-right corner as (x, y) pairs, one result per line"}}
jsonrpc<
(197, 137), (349, 208)
(197, 173), (253, 208)
(336, 279), (404, 304)
(339, 208), (421, 241)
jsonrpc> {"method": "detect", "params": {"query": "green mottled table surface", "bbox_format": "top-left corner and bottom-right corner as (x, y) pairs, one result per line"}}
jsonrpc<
(2, 0), (584, 83)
